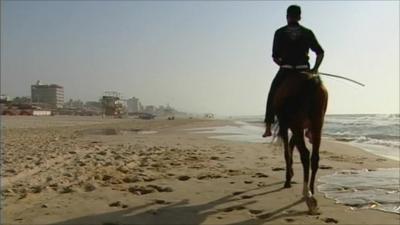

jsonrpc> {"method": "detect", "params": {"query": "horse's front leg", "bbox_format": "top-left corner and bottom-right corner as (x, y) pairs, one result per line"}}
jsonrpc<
(297, 130), (319, 215)
(284, 135), (295, 188)
(295, 133), (310, 198)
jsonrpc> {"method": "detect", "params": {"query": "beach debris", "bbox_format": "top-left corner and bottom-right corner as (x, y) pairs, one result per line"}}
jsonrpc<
(272, 167), (285, 171)
(244, 180), (253, 184)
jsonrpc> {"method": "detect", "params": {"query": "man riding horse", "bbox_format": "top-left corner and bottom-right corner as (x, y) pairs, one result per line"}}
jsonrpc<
(263, 5), (324, 137)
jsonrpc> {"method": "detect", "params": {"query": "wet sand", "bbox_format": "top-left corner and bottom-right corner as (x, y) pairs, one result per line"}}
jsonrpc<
(1, 116), (399, 225)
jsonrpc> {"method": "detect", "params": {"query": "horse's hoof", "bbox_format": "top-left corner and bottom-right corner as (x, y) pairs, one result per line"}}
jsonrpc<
(305, 196), (319, 215)
(284, 182), (292, 188)
(308, 207), (320, 215)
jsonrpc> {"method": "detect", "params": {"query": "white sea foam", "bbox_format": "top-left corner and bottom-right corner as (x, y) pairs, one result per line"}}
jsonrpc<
(318, 168), (400, 214)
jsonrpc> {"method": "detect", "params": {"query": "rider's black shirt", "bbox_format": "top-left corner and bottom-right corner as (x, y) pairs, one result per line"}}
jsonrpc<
(273, 22), (324, 66)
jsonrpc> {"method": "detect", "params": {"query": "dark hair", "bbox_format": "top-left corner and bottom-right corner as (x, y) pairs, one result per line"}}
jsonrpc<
(287, 5), (301, 19)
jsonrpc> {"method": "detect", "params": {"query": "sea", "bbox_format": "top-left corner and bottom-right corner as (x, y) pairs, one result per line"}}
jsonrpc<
(187, 114), (400, 214)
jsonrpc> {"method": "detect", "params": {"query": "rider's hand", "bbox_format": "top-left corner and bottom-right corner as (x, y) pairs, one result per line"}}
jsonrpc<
(273, 57), (282, 66)
(310, 68), (319, 74)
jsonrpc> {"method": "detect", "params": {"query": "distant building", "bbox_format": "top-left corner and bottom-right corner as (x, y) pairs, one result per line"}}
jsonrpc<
(31, 80), (64, 108)
(127, 97), (141, 113)
(144, 105), (156, 114)
(0, 94), (11, 103)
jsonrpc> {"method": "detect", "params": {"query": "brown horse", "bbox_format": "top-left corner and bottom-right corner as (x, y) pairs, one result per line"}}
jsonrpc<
(272, 70), (328, 214)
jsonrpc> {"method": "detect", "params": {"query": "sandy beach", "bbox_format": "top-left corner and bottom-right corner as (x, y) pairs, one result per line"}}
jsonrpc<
(1, 116), (399, 225)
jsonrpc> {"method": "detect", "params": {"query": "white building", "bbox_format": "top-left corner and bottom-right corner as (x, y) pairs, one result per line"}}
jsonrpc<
(127, 97), (141, 113)
(31, 80), (64, 108)
(144, 105), (156, 114)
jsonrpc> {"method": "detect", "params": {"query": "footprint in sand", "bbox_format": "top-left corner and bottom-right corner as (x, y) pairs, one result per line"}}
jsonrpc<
(82, 183), (96, 192)
(248, 209), (263, 215)
(232, 191), (244, 196)
(223, 205), (246, 212)
(108, 201), (121, 207)
(241, 195), (253, 199)
(285, 218), (295, 223)
(147, 184), (173, 192)
(253, 172), (269, 178)
(153, 199), (171, 205)
(319, 165), (333, 170)
(322, 217), (339, 224)
(128, 185), (155, 195)
(197, 174), (222, 180)
(177, 175), (191, 181)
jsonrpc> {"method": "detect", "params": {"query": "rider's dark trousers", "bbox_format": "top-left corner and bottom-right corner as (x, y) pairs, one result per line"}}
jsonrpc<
(264, 68), (310, 124)
(264, 69), (287, 124)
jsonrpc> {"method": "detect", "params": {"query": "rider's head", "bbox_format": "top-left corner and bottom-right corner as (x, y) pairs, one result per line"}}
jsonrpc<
(286, 5), (301, 23)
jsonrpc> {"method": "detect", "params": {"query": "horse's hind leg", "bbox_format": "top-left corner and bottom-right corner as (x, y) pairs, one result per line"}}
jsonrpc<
(293, 131), (310, 198)
(284, 136), (295, 188)
(280, 129), (291, 188)
(310, 130), (321, 194)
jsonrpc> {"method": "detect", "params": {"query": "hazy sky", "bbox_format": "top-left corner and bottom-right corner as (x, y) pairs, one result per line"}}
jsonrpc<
(1, 1), (399, 115)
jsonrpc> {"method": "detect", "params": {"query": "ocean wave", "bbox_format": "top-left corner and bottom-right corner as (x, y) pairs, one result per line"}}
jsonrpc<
(234, 114), (400, 151)
(353, 137), (400, 148)
(328, 135), (400, 149)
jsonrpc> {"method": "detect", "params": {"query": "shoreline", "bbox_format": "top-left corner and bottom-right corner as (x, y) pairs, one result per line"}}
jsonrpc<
(1, 116), (399, 224)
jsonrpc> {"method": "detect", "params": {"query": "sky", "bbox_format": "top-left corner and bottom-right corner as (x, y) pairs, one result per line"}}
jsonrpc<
(1, 1), (399, 116)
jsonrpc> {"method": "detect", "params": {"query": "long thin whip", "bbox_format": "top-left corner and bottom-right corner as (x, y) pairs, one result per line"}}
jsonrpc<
(302, 72), (365, 87)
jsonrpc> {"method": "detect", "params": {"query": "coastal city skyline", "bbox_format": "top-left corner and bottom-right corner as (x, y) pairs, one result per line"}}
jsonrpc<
(1, 1), (399, 116)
